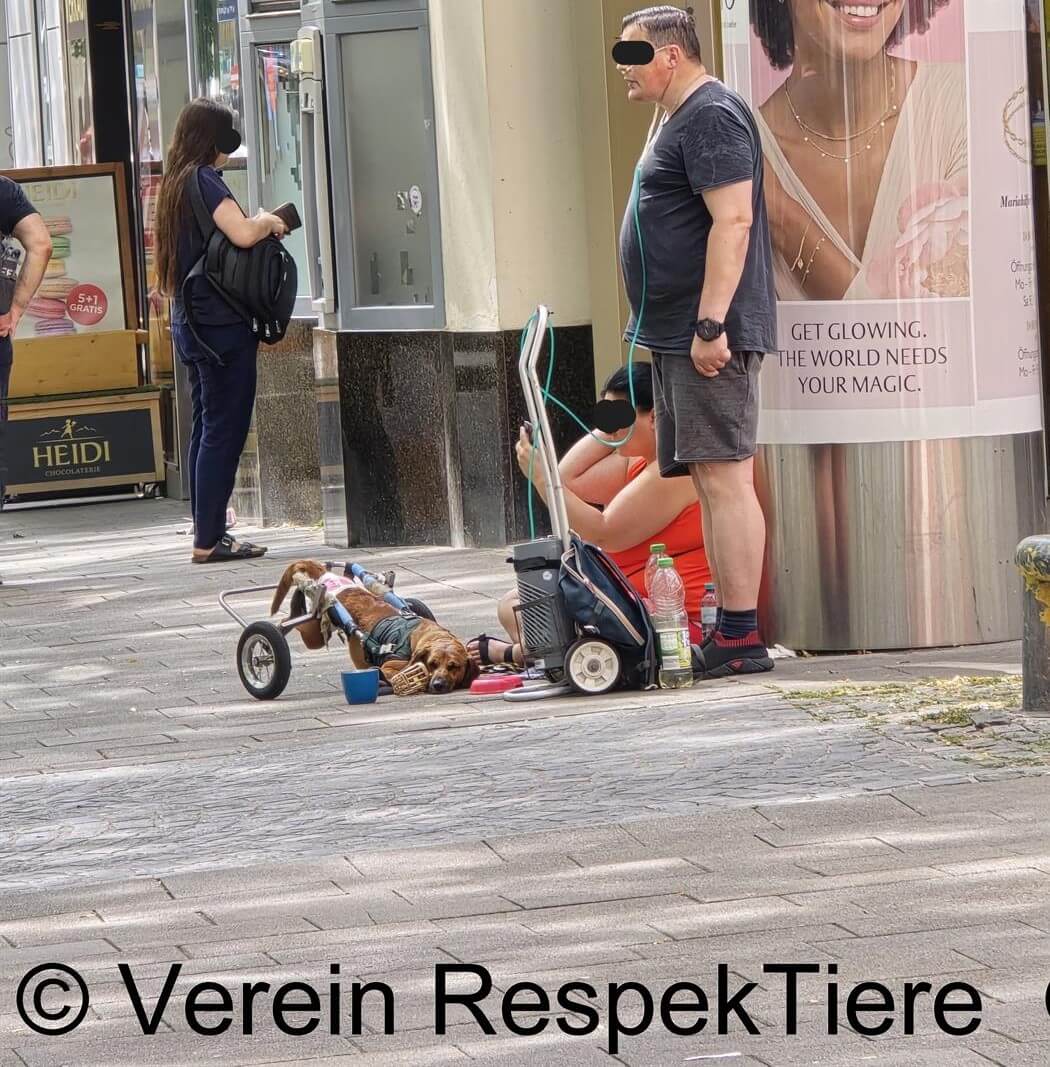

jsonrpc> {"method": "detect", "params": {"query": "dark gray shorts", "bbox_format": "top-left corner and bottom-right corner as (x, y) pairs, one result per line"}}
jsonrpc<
(652, 351), (764, 476)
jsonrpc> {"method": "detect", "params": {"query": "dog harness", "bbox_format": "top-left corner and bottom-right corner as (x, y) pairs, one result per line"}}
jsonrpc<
(319, 573), (356, 596)
(297, 571), (424, 665)
(364, 613), (425, 666)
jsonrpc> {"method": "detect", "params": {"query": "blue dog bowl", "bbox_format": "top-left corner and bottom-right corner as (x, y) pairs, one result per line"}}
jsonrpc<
(341, 668), (379, 705)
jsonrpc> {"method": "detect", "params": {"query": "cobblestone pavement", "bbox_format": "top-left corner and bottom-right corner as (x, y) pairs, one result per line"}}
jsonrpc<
(2, 498), (1049, 1065)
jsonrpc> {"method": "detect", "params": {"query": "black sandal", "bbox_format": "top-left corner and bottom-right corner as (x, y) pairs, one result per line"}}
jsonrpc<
(469, 633), (522, 671)
(192, 535), (268, 563)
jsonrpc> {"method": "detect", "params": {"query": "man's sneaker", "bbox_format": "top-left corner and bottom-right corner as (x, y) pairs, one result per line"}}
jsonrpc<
(691, 630), (774, 678)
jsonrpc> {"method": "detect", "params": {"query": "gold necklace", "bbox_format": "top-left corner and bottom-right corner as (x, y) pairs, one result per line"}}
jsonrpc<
(785, 66), (899, 164)
(1003, 84), (1029, 164)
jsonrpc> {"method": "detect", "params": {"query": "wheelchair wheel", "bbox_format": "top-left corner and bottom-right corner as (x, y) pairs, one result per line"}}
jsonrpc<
(237, 621), (292, 700)
(565, 637), (621, 696)
(403, 597), (436, 622)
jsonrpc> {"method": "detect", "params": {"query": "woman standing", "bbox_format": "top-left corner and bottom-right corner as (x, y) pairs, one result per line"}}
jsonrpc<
(154, 98), (287, 563)
(752, 0), (967, 301)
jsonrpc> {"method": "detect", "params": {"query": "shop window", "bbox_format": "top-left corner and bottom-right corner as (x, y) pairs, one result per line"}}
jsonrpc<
(9, 33), (42, 166)
(249, 0), (299, 12)
(191, 0), (247, 205)
(40, 0), (70, 164)
(63, 0), (93, 163)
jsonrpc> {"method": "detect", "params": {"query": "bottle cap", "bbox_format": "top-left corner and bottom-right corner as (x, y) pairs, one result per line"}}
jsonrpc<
(650, 543), (666, 553)
(704, 582), (715, 590)
(658, 557), (674, 568)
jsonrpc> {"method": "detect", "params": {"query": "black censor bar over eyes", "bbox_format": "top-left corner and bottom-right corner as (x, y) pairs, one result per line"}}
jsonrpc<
(14, 961), (998, 1053)
(611, 40), (655, 65)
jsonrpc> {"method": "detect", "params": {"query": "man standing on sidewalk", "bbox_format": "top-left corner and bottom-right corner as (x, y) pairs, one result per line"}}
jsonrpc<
(615, 5), (776, 677)
(0, 177), (51, 516)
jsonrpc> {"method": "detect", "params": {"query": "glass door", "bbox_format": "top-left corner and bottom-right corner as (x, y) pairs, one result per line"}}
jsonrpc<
(240, 15), (319, 318)
(251, 40), (312, 314)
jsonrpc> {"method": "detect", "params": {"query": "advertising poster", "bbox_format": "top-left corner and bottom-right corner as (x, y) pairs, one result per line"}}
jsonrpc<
(10, 173), (128, 340)
(721, 0), (1043, 443)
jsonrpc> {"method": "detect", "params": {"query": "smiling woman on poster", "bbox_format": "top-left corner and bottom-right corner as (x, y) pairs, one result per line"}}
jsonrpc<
(752, 0), (968, 301)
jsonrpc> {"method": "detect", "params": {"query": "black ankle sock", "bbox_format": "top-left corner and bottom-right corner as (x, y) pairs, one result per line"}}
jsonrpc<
(720, 609), (758, 640)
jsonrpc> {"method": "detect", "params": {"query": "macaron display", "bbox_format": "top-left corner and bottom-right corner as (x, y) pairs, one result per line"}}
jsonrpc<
(44, 216), (73, 236)
(34, 316), (76, 337)
(50, 236), (72, 259)
(39, 276), (78, 301)
(26, 297), (68, 319)
(45, 258), (67, 278)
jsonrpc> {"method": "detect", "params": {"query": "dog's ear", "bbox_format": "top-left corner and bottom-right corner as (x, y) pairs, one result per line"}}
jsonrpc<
(270, 563), (296, 615)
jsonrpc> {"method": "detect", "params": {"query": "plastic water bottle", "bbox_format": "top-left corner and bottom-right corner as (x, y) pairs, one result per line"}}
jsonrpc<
(701, 583), (718, 641)
(651, 557), (693, 689)
(644, 543), (667, 600)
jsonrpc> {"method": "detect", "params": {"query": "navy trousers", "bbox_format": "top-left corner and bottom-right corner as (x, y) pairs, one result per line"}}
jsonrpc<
(172, 322), (258, 551)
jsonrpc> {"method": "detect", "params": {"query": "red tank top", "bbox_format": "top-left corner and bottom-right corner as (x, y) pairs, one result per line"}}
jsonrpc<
(609, 459), (712, 618)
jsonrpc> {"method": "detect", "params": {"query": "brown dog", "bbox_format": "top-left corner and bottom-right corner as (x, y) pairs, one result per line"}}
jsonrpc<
(270, 560), (478, 694)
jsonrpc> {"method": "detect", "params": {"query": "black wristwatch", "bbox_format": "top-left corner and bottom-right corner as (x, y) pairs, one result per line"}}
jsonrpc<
(695, 317), (725, 342)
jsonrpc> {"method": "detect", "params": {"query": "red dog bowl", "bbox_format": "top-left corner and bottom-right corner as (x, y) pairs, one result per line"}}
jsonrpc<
(470, 674), (523, 694)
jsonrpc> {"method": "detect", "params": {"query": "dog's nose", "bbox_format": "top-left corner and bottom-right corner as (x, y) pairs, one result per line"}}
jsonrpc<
(428, 676), (450, 693)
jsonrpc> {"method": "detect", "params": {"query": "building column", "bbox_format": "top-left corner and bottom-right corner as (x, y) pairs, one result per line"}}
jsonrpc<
(335, 0), (599, 548)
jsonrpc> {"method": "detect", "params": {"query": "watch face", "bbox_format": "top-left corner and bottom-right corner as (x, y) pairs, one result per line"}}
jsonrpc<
(697, 319), (721, 341)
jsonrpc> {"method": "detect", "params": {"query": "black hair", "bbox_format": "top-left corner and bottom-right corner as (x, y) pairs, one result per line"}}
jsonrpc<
(603, 361), (654, 411)
(751, 0), (951, 70)
(622, 5), (703, 63)
(156, 98), (237, 296)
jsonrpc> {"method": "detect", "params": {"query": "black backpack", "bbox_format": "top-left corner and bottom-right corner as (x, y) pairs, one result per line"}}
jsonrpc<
(559, 533), (658, 690)
(182, 166), (297, 359)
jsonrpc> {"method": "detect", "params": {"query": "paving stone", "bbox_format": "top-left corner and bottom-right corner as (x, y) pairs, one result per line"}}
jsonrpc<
(346, 843), (507, 879)
(161, 860), (361, 899)
(967, 1036), (1050, 1066)
(647, 895), (876, 942)
(981, 999), (1050, 1044)
(12, 1028), (358, 1066)
(347, 1051), (468, 1066)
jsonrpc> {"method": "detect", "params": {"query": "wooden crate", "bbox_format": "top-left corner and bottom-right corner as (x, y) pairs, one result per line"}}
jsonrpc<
(8, 331), (143, 398)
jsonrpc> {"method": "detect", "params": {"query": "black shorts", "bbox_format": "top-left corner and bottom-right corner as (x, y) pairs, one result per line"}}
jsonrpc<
(652, 351), (764, 476)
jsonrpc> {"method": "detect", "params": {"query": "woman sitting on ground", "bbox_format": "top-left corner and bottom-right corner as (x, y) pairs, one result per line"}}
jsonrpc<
(470, 362), (712, 669)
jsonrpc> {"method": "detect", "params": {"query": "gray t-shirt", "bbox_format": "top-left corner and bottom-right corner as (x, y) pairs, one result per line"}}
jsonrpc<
(619, 80), (777, 356)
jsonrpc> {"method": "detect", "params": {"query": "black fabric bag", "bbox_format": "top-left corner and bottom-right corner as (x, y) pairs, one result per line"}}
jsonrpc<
(181, 167), (297, 362)
(559, 533), (657, 690)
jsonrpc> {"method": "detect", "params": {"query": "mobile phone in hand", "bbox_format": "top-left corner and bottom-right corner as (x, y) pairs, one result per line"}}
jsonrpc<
(272, 202), (302, 232)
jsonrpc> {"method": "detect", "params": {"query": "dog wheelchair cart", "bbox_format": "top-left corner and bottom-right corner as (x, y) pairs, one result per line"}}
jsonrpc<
(219, 562), (435, 700)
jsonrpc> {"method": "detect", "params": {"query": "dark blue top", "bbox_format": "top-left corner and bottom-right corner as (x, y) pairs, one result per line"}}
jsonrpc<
(0, 176), (37, 363)
(171, 166), (243, 327)
(618, 81), (777, 356)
